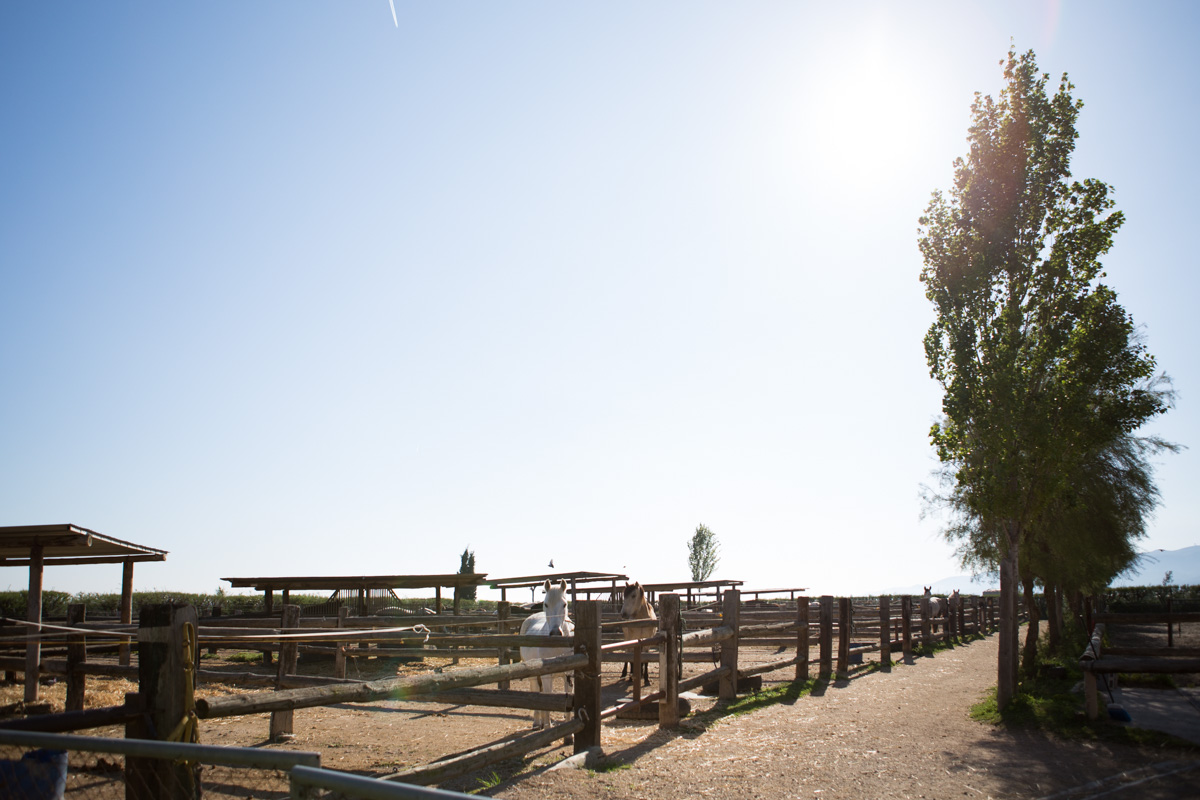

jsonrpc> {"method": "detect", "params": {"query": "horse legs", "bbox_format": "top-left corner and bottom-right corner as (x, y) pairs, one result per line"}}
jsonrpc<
(530, 674), (555, 730)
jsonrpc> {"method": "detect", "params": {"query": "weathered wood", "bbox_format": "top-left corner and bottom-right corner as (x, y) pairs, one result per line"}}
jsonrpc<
(25, 543), (44, 704)
(66, 604), (86, 712)
(719, 589), (740, 700)
(738, 655), (799, 678)
(679, 625), (734, 647)
(0, 698), (144, 733)
(879, 596), (891, 667)
(117, 562), (133, 669)
(819, 596), (833, 678)
(128, 604), (200, 800)
(796, 596), (809, 681)
(1081, 656), (1200, 674)
(901, 596), (913, 659)
(270, 604), (300, 742)
(196, 651), (588, 719)
(1094, 611), (1200, 624)
(659, 594), (681, 728)
(573, 601), (602, 752)
(384, 718), (584, 786)
(497, 601), (511, 690)
(334, 606), (350, 680)
(678, 666), (731, 694)
(836, 597), (851, 680)
(920, 594), (931, 646)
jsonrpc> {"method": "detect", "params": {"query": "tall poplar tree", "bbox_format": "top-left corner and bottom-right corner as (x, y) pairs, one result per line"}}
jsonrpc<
(918, 49), (1170, 707)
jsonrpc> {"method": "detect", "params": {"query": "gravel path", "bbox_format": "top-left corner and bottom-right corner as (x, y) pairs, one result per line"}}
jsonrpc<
(492, 633), (1198, 800)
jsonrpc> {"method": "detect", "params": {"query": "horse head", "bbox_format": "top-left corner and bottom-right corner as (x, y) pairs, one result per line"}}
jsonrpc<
(620, 582), (651, 621)
(541, 579), (570, 635)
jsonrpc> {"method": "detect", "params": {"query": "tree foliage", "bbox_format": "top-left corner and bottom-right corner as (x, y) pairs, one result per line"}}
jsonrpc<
(688, 524), (721, 582)
(918, 48), (1173, 706)
(458, 547), (477, 601)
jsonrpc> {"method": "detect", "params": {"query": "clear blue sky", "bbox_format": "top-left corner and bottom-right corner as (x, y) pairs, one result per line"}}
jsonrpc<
(2, 2), (1196, 598)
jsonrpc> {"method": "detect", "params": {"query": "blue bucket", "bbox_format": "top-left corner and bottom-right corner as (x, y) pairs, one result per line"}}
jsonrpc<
(0, 749), (68, 800)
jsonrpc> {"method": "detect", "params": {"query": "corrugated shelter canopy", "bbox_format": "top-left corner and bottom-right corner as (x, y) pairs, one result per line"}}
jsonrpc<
(0, 524), (168, 566)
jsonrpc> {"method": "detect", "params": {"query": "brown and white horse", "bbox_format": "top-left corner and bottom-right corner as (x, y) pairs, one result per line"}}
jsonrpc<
(619, 582), (657, 682)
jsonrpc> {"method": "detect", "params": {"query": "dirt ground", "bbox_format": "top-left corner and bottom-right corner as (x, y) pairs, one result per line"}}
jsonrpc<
(4, 626), (1199, 799)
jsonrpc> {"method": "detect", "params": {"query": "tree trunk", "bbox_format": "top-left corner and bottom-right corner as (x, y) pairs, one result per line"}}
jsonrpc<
(1021, 575), (1040, 678)
(997, 541), (1020, 710)
(1046, 583), (1062, 653)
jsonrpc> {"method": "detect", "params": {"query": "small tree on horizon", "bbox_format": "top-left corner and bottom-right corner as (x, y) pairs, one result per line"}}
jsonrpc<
(457, 547), (477, 601)
(688, 524), (720, 582)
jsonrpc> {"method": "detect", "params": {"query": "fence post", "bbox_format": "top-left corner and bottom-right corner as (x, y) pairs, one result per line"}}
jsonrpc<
(66, 603), (87, 712)
(271, 604), (301, 742)
(207, 606), (222, 657)
(719, 589), (740, 699)
(901, 596), (912, 660)
(573, 600), (603, 750)
(818, 596), (833, 679)
(879, 596), (891, 669)
(127, 603), (200, 800)
(796, 597), (809, 682)
(119, 558), (134, 667)
(334, 606), (350, 680)
(920, 595), (931, 648)
(497, 601), (512, 690)
(958, 597), (967, 640)
(24, 543), (44, 704)
(947, 599), (957, 642)
(658, 593), (681, 729)
(837, 598), (851, 680)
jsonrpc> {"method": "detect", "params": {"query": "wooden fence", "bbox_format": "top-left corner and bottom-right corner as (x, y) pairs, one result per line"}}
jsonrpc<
(0, 591), (997, 792)
(1080, 610), (1200, 719)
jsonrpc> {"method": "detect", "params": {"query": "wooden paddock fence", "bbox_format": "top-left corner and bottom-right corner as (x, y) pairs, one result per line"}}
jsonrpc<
(0, 591), (998, 794)
(1080, 608), (1200, 719)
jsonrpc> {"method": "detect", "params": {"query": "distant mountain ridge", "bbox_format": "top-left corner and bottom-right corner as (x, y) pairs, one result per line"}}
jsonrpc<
(884, 545), (1200, 597)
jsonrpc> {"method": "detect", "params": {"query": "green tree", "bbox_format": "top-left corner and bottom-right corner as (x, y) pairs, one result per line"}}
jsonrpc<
(687, 524), (720, 582)
(457, 547), (477, 601)
(918, 48), (1171, 707)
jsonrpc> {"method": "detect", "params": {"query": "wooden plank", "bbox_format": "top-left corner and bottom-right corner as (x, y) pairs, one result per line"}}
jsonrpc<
(270, 605), (300, 742)
(819, 596), (833, 678)
(573, 600), (602, 751)
(837, 597), (851, 680)
(383, 718), (584, 786)
(25, 543), (44, 704)
(66, 604), (86, 711)
(1081, 657), (1200, 674)
(196, 651), (588, 719)
(719, 590), (740, 700)
(796, 596), (809, 681)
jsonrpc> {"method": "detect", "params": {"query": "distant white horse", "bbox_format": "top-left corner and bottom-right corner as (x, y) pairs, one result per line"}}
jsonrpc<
(922, 586), (946, 618)
(519, 579), (575, 730)
(947, 589), (961, 616)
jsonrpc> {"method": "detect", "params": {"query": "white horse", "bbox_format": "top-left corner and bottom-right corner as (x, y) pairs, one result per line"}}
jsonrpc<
(947, 589), (962, 616)
(519, 579), (575, 729)
(619, 581), (657, 683)
(922, 586), (945, 617)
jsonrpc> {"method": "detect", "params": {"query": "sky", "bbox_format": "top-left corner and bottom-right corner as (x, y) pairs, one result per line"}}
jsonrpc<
(2, 1), (1197, 600)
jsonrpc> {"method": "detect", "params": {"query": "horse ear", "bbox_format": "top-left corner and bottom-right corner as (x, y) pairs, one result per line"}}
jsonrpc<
(543, 579), (551, 592)
(558, 579), (567, 590)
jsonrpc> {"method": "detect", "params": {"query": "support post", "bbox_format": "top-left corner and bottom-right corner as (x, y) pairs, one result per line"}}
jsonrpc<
(719, 589), (740, 699)
(837, 597), (851, 680)
(658, 594), (680, 728)
(920, 594), (931, 647)
(334, 605), (350, 680)
(879, 595), (891, 669)
(271, 604), (301, 742)
(207, 606), (222, 656)
(796, 596), (809, 682)
(901, 596), (913, 660)
(958, 597), (967, 640)
(127, 603), (200, 800)
(66, 603), (87, 712)
(24, 543), (44, 704)
(119, 559), (134, 667)
(818, 595), (833, 679)
(573, 600), (602, 751)
(497, 601), (512, 690)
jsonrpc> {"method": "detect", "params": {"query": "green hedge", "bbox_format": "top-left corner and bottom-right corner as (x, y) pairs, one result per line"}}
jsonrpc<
(1105, 584), (1200, 613)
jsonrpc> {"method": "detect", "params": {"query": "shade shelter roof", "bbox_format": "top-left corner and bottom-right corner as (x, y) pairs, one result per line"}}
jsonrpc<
(221, 574), (487, 592)
(0, 524), (168, 566)
(486, 571), (628, 590)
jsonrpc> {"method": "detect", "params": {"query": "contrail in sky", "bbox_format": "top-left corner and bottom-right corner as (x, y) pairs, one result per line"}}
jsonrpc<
(388, 0), (397, 27)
